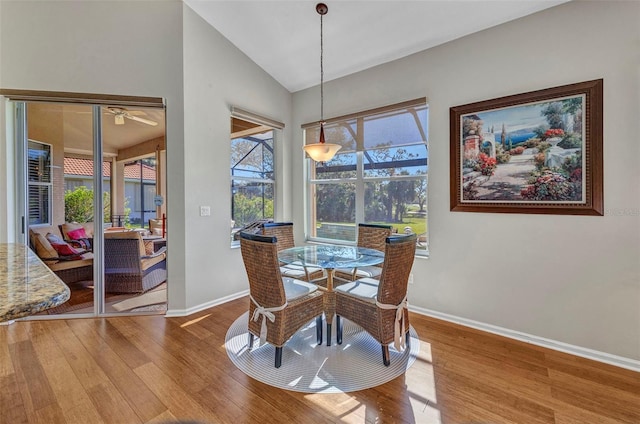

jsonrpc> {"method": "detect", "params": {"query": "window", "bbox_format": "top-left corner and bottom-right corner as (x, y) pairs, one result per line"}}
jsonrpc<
(304, 99), (429, 255)
(230, 108), (284, 246)
(27, 140), (53, 226)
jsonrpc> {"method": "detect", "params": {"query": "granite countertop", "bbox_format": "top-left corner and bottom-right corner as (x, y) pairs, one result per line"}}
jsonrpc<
(0, 243), (70, 322)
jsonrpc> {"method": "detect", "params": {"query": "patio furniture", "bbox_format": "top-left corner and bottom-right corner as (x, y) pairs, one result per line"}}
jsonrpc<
(334, 223), (393, 282)
(29, 228), (94, 284)
(149, 217), (166, 237)
(335, 233), (417, 366)
(262, 222), (324, 282)
(239, 232), (325, 368)
(104, 231), (167, 293)
(59, 222), (94, 251)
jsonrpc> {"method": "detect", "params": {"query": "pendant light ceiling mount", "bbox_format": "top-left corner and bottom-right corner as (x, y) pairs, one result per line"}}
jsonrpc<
(303, 2), (342, 163)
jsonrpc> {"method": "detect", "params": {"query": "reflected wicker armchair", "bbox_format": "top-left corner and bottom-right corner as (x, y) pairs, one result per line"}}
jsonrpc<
(239, 232), (325, 368)
(335, 233), (416, 366)
(262, 222), (324, 282)
(104, 231), (167, 293)
(334, 223), (393, 283)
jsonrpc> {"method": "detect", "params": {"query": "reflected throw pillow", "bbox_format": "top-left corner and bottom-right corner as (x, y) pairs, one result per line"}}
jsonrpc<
(50, 242), (82, 259)
(67, 227), (88, 240)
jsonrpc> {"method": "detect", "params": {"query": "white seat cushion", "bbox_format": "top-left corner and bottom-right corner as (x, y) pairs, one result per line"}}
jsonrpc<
(283, 277), (319, 301)
(280, 263), (323, 279)
(334, 278), (379, 303)
(340, 266), (382, 279)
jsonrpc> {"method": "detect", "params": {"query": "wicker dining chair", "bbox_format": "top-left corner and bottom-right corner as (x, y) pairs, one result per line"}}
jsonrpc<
(334, 223), (393, 283)
(239, 232), (325, 368)
(262, 222), (324, 282)
(334, 233), (417, 366)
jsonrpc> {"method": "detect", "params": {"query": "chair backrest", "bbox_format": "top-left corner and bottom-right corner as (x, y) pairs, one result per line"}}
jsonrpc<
(104, 231), (146, 258)
(239, 232), (286, 307)
(357, 223), (393, 251)
(377, 234), (417, 305)
(262, 222), (295, 251)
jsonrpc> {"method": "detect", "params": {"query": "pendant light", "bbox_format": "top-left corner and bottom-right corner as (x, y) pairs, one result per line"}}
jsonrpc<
(303, 3), (342, 162)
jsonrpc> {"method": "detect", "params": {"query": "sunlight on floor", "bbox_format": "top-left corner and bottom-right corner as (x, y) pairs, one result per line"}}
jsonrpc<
(180, 314), (212, 327)
(299, 340), (441, 423)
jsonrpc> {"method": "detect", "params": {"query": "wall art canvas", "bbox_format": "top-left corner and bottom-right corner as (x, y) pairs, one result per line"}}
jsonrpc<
(450, 79), (603, 215)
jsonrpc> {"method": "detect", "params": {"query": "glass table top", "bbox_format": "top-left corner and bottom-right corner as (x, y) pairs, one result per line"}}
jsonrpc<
(278, 244), (384, 269)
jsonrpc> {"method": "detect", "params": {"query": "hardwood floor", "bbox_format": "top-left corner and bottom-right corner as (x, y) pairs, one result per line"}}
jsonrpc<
(1, 297), (638, 423)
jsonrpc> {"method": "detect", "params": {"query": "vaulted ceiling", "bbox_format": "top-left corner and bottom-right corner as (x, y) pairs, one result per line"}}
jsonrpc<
(185, 0), (569, 92)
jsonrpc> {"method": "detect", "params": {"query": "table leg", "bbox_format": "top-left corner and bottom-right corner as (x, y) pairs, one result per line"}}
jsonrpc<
(326, 269), (335, 346)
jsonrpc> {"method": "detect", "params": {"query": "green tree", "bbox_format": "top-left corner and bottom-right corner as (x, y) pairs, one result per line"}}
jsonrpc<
(388, 177), (415, 222)
(65, 186), (93, 223)
(232, 182), (274, 227)
(64, 187), (114, 223)
(414, 172), (427, 213)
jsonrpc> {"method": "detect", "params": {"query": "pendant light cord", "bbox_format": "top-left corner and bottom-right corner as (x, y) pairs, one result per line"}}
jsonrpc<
(320, 10), (324, 124)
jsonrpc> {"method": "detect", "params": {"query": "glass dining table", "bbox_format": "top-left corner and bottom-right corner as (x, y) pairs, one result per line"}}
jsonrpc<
(278, 244), (384, 345)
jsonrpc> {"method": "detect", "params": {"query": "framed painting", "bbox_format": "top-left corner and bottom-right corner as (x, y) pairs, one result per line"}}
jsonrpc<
(450, 79), (603, 215)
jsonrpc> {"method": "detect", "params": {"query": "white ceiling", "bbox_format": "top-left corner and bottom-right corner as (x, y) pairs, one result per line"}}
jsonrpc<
(185, 0), (568, 93)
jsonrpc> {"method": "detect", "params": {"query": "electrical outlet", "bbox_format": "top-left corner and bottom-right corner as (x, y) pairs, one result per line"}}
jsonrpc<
(408, 273), (414, 284)
(200, 206), (211, 216)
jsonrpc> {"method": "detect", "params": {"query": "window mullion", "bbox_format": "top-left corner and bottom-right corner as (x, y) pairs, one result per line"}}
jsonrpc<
(354, 118), (364, 224)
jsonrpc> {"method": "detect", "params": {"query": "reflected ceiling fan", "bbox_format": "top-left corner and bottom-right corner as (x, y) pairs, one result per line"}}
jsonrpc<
(104, 107), (158, 126)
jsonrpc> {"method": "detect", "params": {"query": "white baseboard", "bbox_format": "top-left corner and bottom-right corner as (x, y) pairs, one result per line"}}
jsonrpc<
(409, 305), (640, 373)
(164, 291), (639, 373)
(165, 290), (249, 318)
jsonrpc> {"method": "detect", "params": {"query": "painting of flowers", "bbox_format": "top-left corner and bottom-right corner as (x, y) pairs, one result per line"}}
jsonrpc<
(450, 79), (603, 216)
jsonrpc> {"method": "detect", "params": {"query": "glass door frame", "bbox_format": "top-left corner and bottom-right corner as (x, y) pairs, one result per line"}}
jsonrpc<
(3, 89), (166, 318)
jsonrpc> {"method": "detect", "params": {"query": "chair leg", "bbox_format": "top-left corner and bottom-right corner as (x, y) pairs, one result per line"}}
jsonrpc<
(316, 316), (323, 345)
(382, 345), (390, 367)
(275, 346), (283, 368)
(248, 333), (254, 349)
(336, 315), (343, 345)
(326, 321), (332, 346)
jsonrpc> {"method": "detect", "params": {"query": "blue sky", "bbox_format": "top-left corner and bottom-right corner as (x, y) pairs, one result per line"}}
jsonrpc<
(466, 95), (583, 134)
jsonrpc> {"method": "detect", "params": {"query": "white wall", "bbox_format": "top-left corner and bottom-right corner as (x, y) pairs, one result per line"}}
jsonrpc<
(181, 6), (292, 309)
(293, 1), (640, 360)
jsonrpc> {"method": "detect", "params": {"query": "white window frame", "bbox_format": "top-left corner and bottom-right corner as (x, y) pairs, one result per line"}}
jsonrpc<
(304, 99), (429, 256)
(27, 140), (53, 227)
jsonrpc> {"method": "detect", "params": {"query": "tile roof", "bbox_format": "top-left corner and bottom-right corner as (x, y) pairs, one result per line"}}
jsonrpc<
(64, 157), (156, 181)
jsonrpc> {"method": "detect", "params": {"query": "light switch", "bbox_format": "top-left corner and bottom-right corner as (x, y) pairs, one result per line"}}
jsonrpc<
(200, 206), (211, 216)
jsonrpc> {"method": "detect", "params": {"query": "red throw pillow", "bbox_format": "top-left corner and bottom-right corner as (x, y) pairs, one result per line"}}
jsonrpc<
(50, 242), (82, 258)
(67, 227), (88, 240)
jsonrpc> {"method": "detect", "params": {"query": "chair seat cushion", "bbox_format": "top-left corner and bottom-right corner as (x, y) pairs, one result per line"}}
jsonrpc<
(280, 263), (323, 279)
(334, 277), (379, 302)
(283, 277), (318, 301)
(48, 253), (94, 271)
(336, 265), (382, 279)
(141, 252), (166, 271)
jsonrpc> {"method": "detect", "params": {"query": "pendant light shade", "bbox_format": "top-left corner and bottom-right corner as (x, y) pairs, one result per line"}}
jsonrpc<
(304, 124), (342, 161)
(303, 3), (342, 162)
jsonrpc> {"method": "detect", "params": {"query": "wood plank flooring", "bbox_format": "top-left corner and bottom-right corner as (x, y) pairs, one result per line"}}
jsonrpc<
(1, 297), (638, 423)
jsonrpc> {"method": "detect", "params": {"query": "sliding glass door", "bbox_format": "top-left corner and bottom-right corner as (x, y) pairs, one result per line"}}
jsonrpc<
(8, 94), (167, 317)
